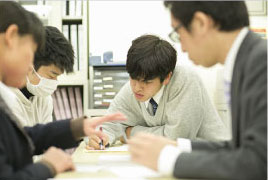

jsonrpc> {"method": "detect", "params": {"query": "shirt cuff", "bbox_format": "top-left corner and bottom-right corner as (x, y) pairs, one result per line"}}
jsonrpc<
(176, 138), (192, 153)
(157, 145), (181, 176)
(70, 116), (87, 141)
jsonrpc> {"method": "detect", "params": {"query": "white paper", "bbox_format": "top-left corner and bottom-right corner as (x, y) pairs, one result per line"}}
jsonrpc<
(75, 164), (103, 173)
(98, 154), (131, 165)
(108, 165), (160, 178)
(49, 178), (146, 180)
(85, 144), (128, 153)
(98, 154), (160, 178)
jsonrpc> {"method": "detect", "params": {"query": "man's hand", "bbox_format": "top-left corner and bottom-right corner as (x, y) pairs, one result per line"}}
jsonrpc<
(83, 112), (126, 139)
(85, 133), (109, 150)
(42, 147), (75, 174)
(125, 126), (133, 139)
(119, 126), (132, 143)
(128, 133), (177, 171)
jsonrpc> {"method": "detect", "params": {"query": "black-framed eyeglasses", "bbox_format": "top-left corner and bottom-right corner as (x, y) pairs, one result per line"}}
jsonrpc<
(169, 23), (183, 43)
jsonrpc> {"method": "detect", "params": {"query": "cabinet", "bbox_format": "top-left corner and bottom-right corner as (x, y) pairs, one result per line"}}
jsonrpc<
(87, 63), (129, 116)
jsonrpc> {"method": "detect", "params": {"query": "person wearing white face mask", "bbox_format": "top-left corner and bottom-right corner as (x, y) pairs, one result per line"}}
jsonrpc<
(10, 26), (74, 127)
(26, 67), (59, 97)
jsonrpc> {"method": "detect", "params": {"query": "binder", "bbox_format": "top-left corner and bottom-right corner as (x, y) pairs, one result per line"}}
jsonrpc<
(70, 24), (78, 71)
(74, 87), (83, 117)
(62, 0), (66, 16)
(52, 93), (61, 120)
(60, 87), (72, 119)
(69, 0), (75, 16)
(78, 24), (83, 70)
(55, 89), (67, 120)
(68, 87), (78, 119)
(76, 0), (82, 16)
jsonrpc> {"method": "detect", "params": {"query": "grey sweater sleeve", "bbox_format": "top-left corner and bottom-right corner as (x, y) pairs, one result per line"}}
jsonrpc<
(102, 82), (146, 144)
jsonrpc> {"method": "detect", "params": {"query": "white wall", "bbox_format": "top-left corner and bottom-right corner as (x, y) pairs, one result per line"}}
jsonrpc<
(89, 1), (172, 61)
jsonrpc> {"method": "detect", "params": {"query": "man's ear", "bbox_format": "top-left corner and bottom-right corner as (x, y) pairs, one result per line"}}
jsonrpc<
(191, 11), (214, 37)
(4, 24), (19, 48)
(163, 72), (172, 85)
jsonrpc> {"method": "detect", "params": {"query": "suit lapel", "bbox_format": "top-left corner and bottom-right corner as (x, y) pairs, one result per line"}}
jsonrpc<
(231, 31), (259, 147)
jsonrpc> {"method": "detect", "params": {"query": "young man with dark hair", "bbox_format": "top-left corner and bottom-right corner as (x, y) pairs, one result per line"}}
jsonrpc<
(86, 34), (228, 149)
(0, 2), (126, 179)
(128, 2), (267, 180)
(10, 25), (74, 126)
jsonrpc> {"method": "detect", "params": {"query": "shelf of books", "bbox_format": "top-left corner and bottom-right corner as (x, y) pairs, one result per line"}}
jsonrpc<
(52, 85), (84, 121)
(53, 0), (89, 120)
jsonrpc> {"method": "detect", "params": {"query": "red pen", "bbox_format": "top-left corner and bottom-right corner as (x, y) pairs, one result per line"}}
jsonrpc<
(99, 127), (104, 150)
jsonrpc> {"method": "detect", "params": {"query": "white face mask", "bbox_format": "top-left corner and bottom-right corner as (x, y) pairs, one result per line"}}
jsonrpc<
(26, 68), (58, 97)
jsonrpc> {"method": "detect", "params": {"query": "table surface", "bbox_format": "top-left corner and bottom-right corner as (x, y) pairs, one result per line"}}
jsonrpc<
(54, 141), (184, 180)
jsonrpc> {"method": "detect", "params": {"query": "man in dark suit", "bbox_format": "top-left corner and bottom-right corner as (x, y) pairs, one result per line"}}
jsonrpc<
(128, 2), (267, 179)
(0, 2), (126, 180)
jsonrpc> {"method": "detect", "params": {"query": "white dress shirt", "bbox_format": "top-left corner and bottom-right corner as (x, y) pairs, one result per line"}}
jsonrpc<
(157, 27), (249, 176)
(144, 85), (164, 109)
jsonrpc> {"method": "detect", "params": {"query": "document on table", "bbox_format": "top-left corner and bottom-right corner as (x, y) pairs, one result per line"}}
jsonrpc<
(50, 178), (146, 180)
(99, 154), (160, 178)
(84, 144), (129, 152)
(76, 154), (161, 178)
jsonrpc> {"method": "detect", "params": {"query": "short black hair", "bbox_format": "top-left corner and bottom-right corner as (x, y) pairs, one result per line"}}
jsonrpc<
(0, 1), (45, 51)
(164, 1), (249, 32)
(126, 35), (177, 82)
(34, 26), (74, 73)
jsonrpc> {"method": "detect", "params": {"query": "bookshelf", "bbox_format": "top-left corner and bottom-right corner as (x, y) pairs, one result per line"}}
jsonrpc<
(57, 0), (89, 118)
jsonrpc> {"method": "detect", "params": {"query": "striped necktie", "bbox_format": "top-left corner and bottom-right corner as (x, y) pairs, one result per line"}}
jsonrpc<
(149, 98), (158, 116)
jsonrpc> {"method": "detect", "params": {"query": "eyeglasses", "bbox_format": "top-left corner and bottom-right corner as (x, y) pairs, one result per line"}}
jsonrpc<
(169, 23), (183, 43)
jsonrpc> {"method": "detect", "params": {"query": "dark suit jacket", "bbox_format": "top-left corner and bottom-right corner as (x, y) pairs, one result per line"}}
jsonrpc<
(173, 31), (267, 180)
(0, 95), (79, 180)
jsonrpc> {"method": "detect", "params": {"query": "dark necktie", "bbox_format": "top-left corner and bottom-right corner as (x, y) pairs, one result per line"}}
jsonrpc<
(149, 98), (158, 116)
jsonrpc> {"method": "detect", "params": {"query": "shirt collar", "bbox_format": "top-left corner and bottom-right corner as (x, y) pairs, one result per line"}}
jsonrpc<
(0, 82), (17, 110)
(224, 27), (249, 82)
(144, 85), (165, 108)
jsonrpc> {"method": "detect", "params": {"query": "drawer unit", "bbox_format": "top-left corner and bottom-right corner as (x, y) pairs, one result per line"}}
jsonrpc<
(89, 64), (129, 109)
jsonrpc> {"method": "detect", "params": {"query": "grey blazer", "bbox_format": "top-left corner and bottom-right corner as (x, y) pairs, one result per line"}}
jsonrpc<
(173, 31), (267, 180)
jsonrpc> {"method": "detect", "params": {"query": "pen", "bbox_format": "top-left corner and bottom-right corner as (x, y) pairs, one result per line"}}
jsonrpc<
(99, 127), (104, 150)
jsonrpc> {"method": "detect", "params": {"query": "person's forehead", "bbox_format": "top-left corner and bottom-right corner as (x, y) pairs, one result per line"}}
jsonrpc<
(38, 64), (62, 74)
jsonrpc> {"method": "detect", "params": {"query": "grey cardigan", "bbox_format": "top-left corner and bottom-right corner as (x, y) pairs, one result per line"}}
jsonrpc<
(103, 66), (228, 144)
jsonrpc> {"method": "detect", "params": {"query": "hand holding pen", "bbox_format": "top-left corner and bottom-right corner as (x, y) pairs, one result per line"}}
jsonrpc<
(99, 127), (105, 150)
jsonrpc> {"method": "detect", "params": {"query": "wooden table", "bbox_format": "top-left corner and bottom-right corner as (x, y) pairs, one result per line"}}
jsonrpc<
(55, 141), (181, 180)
